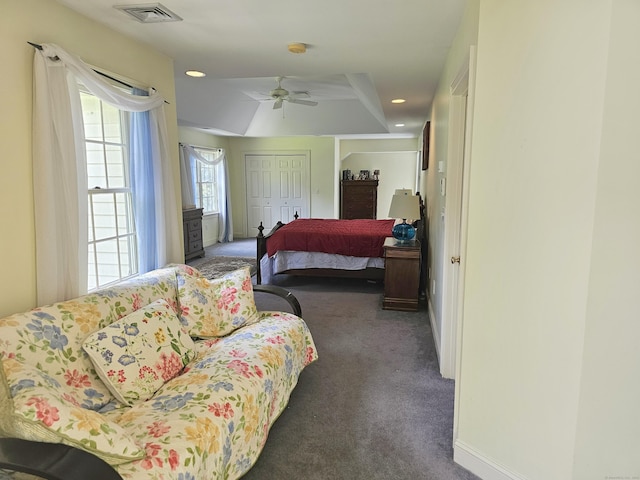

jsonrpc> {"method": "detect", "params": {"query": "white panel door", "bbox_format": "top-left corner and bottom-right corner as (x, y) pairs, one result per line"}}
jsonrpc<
(275, 154), (307, 222)
(245, 152), (309, 235)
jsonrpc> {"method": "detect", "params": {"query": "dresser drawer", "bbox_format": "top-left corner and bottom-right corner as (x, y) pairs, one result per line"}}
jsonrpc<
(189, 229), (202, 241)
(188, 219), (201, 232)
(189, 239), (202, 252)
(182, 208), (205, 261)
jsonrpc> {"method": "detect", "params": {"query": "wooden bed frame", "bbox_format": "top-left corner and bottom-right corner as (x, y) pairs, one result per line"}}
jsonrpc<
(256, 195), (426, 285)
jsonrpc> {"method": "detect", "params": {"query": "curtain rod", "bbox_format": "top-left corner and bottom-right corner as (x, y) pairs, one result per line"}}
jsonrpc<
(28, 41), (169, 104)
(179, 142), (224, 152)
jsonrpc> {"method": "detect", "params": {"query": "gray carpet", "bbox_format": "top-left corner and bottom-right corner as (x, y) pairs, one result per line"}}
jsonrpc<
(246, 275), (478, 480)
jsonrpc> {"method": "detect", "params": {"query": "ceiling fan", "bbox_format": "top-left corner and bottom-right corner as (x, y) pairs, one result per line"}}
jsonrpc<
(267, 76), (318, 110)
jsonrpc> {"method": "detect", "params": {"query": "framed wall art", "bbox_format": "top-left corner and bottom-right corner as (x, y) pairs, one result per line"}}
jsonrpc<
(421, 121), (430, 170)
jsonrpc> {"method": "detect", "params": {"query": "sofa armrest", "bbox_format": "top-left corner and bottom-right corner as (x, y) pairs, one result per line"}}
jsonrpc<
(253, 284), (302, 317)
(0, 438), (122, 480)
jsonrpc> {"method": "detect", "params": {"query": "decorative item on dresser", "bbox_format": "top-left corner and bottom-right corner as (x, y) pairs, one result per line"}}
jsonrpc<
(182, 207), (204, 261)
(340, 179), (379, 219)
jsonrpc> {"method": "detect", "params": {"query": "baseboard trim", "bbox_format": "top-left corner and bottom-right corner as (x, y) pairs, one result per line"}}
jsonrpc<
(454, 440), (527, 480)
(427, 295), (441, 364)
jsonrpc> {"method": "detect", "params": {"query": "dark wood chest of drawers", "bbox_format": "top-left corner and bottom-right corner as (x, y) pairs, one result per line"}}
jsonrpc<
(340, 180), (378, 219)
(182, 208), (205, 261)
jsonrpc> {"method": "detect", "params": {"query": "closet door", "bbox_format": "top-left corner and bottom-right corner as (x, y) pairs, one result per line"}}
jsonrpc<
(245, 152), (309, 235)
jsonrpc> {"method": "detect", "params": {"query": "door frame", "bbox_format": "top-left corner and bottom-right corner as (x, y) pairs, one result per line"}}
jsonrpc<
(440, 46), (477, 383)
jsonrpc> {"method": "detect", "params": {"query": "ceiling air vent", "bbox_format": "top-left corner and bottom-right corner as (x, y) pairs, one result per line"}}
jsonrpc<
(114, 3), (183, 23)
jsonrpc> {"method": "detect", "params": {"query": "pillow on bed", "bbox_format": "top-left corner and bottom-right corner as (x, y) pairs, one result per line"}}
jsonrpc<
(176, 266), (258, 338)
(82, 299), (196, 406)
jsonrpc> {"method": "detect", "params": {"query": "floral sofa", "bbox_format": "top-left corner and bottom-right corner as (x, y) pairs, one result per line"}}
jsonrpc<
(0, 264), (317, 479)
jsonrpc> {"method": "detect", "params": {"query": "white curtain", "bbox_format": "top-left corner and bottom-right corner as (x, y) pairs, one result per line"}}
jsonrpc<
(33, 44), (182, 305)
(179, 143), (234, 243)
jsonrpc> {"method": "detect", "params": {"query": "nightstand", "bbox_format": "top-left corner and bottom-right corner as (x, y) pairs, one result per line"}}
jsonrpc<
(382, 237), (421, 311)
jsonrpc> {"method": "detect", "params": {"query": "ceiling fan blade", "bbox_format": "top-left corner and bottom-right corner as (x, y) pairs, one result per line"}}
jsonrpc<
(273, 98), (283, 109)
(290, 91), (311, 98)
(287, 98), (318, 107)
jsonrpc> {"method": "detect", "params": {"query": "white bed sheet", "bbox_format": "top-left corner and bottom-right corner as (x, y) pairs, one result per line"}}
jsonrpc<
(259, 251), (384, 284)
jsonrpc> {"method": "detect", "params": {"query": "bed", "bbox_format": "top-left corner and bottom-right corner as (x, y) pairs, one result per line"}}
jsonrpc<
(256, 194), (425, 284)
(256, 217), (394, 284)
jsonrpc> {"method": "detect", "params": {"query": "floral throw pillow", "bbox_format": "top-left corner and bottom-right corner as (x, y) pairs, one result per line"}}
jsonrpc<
(177, 266), (259, 338)
(82, 299), (196, 406)
(0, 357), (145, 465)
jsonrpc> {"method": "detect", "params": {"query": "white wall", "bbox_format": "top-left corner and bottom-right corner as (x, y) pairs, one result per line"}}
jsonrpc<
(0, 0), (178, 318)
(340, 138), (419, 219)
(454, 1), (640, 479)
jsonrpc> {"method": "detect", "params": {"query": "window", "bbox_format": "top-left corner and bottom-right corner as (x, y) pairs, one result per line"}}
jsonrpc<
(193, 148), (220, 214)
(80, 90), (138, 290)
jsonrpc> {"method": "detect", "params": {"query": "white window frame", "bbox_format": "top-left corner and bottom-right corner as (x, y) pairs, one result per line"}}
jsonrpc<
(81, 88), (139, 290)
(193, 147), (221, 215)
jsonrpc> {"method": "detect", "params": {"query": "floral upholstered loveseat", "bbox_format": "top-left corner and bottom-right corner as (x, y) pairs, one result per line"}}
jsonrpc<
(0, 264), (317, 479)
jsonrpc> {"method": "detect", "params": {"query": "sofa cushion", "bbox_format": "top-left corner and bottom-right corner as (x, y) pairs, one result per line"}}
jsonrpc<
(0, 357), (145, 465)
(176, 266), (259, 338)
(82, 299), (196, 406)
(104, 311), (318, 479)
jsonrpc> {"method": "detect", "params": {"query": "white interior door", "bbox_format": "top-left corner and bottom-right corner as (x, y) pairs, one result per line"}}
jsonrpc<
(245, 152), (309, 235)
(440, 48), (477, 383)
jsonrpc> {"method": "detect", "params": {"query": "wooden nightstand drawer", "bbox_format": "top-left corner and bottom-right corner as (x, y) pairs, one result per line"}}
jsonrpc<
(382, 237), (420, 311)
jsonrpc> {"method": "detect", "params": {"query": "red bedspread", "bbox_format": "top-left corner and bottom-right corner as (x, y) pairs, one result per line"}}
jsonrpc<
(266, 218), (395, 258)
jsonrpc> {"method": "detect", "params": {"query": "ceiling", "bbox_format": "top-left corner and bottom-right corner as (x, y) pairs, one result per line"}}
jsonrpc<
(55, 0), (467, 138)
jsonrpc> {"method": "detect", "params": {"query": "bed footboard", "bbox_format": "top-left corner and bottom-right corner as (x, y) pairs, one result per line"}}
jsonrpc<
(256, 221), (285, 284)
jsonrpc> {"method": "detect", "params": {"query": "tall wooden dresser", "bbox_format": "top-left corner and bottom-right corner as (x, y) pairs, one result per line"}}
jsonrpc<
(340, 180), (378, 219)
(182, 208), (205, 261)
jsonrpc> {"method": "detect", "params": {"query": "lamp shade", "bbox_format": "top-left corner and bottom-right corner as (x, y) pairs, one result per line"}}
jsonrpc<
(388, 194), (420, 220)
(388, 193), (420, 242)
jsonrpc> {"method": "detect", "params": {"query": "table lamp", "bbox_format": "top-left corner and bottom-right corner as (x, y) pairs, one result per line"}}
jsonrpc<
(388, 192), (420, 242)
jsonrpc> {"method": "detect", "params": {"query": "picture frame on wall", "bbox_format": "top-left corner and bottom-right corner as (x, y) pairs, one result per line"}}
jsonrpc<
(422, 121), (430, 170)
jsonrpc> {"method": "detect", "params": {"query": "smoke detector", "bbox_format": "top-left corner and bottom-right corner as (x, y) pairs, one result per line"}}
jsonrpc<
(288, 43), (307, 54)
(114, 3), (183, 23)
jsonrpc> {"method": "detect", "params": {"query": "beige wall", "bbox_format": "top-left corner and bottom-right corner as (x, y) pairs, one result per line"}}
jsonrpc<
(178, 128), (232, 246)
(0, 0), (178, 317)
(422, 0), (480, 365)
(223, 136), (336, 238)
(455, 0), (640, 478)
(572, 0), (640, 477)
(177, 134), (420, 242)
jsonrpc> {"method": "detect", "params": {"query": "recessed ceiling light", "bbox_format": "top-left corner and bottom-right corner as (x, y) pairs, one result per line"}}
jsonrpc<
(395, 123), (405, 127)
(185, 70), (206, 78)
(391, 98), (406, 104)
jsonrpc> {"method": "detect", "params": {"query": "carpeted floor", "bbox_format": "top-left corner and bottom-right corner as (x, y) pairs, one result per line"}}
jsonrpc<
(245, 275), (478, 480)
(188, 240), (476, 479)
